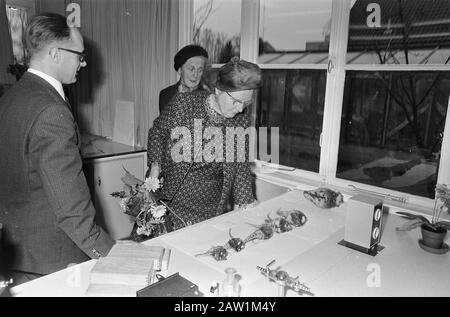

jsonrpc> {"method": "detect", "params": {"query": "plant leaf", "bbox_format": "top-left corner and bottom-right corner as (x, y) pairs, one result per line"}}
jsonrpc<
(396, 211), (430, 224)
(395, 218), (424, 231)
(436, 220), (450, 231)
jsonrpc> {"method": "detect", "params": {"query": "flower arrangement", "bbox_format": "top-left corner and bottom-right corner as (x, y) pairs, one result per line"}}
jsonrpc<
(110, 167), (185, 241)
(396, 183), (450, 232)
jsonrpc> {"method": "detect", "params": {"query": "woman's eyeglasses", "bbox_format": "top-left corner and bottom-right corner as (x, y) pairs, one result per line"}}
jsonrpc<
(58, 48), (87, 63)
(225, 91), (253, 108)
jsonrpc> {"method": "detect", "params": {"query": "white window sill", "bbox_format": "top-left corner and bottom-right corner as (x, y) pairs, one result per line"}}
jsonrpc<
(252, 164), (450, 223)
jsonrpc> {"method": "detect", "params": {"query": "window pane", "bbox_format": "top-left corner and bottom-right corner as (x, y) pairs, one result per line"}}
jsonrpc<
(193, 0), (241, 64)
(337, 71), (450, 198)
(256, 69), (326, 172)
(348, 0), (450, 65)
(258, 0), (332, 64)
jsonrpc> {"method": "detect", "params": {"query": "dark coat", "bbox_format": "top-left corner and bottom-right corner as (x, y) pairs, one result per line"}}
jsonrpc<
(0, 72), (114, 275)
(148, 91), (255, 229)
(159, 82), (180, 114)
(159, 81), (208, 113)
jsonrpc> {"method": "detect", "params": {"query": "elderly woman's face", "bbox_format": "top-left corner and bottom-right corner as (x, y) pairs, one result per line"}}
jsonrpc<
(178, 56), (206, 89)
(216, 89), (254, 118)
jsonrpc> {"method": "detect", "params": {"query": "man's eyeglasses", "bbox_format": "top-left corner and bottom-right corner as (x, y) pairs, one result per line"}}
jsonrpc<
(58, 48), (87, 63)
(225, 91), (253, 108)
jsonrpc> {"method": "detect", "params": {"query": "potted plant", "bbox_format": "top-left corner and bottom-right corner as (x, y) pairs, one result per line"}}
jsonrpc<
(396, 184), (450, 253)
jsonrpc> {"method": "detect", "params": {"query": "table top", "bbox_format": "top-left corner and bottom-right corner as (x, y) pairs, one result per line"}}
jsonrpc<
(81, 133), (145, 160)
(10, 189), (450, 297)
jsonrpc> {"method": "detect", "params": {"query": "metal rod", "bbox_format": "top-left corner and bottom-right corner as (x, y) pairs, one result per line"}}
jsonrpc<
(348, 184), (408, 203)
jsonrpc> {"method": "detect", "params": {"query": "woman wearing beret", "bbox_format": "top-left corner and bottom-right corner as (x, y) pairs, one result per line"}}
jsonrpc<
(147, 57), (261, 230)
(159, 44), (209, 113)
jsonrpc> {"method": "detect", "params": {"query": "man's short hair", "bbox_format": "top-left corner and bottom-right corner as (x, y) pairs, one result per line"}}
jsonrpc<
(25, 13), (71, 57)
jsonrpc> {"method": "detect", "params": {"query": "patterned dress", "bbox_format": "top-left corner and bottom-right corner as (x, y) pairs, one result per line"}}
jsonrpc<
(147, 91), (255, 230)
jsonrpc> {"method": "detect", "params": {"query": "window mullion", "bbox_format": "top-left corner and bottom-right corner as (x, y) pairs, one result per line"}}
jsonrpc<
(240, 0), (259, 63)
(319, 0), (351, 181)
(437, 95), (450, 185)
(179, 0), (193, 48)
(240, 0), (260, 156)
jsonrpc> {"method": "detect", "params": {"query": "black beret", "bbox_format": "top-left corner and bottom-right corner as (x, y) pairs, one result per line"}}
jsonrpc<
(174, 45), (208, 71)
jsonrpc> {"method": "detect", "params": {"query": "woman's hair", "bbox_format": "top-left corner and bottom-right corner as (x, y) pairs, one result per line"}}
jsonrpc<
(215, 56), (261, 92)
(25, 13), (71, 57)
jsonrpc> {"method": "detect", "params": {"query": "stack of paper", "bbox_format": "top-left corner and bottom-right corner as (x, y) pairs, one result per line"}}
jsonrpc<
(86, 242), (170, 297)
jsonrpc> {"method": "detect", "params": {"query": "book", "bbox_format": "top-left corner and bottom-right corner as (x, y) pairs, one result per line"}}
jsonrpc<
(86, 242), (170, 296)
(89, 256), (155, 286)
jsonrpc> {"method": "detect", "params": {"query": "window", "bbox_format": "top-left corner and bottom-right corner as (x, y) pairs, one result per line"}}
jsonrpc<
(347, 0), (450, 65)
(255, 0), (332, 173)
(338, 0), (450, 199)
(193, 0), (241, 64)
(187, 0), (450, 209)
(338, 71), (449, 198)
(256, 69), (326, 172)
(258, 0), (331, 64)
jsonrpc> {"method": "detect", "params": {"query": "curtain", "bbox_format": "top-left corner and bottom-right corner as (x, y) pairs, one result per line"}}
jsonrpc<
(73, 0), (179, 147)
(5, 4), (27, 63)
(0, 0), (14, 84)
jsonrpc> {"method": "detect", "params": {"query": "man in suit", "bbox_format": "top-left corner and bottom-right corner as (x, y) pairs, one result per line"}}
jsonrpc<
(0, 224), (12, 297)
(159, 44), (209, 113)
(0, 13), (115, 286)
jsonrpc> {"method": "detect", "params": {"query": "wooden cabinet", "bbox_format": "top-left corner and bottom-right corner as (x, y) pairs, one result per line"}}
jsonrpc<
(82, 135), (147, 240)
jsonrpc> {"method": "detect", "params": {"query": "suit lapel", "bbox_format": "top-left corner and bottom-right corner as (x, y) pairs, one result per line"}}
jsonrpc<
(63, 96), (81, 148)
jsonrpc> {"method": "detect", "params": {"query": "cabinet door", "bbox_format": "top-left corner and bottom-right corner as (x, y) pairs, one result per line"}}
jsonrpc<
(89, 154), (146, 239)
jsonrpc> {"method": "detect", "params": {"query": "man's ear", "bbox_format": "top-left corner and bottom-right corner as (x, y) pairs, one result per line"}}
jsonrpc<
(48, 47), (61, 64)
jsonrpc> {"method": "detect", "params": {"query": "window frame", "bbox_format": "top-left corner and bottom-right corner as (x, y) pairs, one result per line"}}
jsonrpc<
(185, 0), (450, 213)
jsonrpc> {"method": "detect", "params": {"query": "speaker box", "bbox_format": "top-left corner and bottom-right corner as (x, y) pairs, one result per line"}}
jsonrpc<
(340, 194), (384, 255)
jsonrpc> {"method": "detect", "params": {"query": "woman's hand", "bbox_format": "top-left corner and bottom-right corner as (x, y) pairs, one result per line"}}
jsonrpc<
(149, 162), (161, 179)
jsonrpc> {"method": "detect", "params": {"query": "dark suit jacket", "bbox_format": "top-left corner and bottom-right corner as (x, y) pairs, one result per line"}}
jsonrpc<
(0, 72), (114, 275)
(159, 81), (207, 114)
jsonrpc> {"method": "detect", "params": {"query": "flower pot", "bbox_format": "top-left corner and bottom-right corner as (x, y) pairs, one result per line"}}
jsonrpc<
(420, 223), (447, 249)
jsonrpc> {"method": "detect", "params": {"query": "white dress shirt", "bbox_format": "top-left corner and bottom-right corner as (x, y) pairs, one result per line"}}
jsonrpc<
(27, 68), (65, 101)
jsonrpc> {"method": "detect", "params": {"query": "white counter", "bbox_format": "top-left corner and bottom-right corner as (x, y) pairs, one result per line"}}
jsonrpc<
(10, 189), (450, 297)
